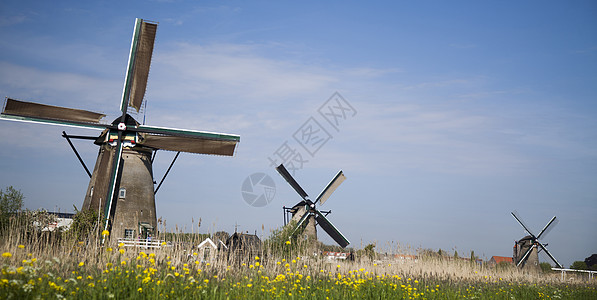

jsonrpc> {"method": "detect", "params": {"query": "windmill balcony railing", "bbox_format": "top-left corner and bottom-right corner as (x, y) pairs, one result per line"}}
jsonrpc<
(117, 238), (169, 249)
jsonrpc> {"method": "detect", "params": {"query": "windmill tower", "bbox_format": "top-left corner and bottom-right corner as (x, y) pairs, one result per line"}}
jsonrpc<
(1, 19), (240, 240)
(275, 164), (350, 248)
(511, 211), (563, 270)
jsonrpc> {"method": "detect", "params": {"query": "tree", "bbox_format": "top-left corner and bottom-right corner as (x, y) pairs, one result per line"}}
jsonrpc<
(364, 244), (375, 260)
(540, 262), (553, 273)
(0, 186), (24, 214)
(570, 261), (588, 270)
(470, 250), (478, 264)
(584, 254), (597, 270)
(0, 186), (24, 231)
(454, 250), (459, 259)
(69, 206), (100, 241)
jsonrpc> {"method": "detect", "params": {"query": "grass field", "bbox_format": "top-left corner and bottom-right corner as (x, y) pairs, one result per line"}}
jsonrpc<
(0, 212), (595, 299)
(1, 236), (596, 299)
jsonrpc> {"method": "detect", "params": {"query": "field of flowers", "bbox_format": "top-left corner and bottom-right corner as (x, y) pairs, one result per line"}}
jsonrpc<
(1, 239), (595, 299)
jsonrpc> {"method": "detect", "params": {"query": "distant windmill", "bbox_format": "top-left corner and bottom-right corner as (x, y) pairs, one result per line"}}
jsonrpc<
(511, 211), (562, 269)
(1, 19), (240, 240)
(276, 164), (349, 248)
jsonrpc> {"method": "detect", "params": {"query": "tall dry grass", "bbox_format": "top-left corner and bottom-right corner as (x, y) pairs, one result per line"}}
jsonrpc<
(0, 214), (590, 287)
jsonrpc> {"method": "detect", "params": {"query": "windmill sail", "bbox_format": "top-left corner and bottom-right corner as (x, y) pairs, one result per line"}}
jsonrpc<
(276, 164), (309, 200)
(511, 211), (535, 238)
(315, 170), (345, 206)
(314, 209), (350, 248)
(120, 19), (157, 114)
(136, 124), (240, 156)
(537, 242), (563, 268)
(140, 134), (237, 156)
(1, 98), (106, 129)
(128, 20), (157, 112)
(536, 216), (558, 240)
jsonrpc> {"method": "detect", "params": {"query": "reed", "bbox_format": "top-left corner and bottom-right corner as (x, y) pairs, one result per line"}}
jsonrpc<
(1, 216), (595, 299)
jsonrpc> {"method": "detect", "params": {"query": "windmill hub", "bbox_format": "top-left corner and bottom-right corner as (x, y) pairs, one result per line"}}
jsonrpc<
(118, 122), (127, 131)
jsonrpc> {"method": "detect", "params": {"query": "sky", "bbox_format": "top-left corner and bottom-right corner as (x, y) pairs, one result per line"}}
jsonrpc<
(0, 1), (596, 268)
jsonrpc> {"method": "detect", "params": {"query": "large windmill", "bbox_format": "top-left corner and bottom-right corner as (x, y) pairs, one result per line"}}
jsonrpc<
(275, 164), (350, 248)
(1, 19), (240, 240)
(511, 211), (562, 270)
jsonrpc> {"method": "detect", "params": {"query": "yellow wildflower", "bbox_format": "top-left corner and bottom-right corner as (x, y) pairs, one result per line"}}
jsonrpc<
(2, 252), (12, 258)
(78, 262), (84, 267)
(17, 245), (25, 249)
(101, 230), (110, 236)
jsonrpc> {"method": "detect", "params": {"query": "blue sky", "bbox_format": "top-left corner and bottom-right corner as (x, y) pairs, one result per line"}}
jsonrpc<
(0, 1), (595, 267)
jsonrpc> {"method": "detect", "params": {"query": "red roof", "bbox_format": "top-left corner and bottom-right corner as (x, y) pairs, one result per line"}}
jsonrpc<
(491, 256), (513, 264)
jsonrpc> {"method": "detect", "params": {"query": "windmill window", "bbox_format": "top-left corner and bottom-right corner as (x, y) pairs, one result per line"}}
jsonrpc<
(119, 188), (126, 199)
(124, 229), (134, 239)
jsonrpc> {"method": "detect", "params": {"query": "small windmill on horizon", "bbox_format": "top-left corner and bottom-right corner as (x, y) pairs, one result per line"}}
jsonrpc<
(276, 164), (350, 248)
(511, 211), (562, 270)
(1, 18), (240, 240)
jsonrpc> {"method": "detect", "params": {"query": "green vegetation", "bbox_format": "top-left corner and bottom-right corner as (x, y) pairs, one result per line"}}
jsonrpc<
(540, 262), (554, 273)
(0, 186), (24, 232)
(570, 261), (589, 270)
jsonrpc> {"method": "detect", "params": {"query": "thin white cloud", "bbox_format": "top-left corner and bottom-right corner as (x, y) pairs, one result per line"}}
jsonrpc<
(0, 61), (120, 111)
(151, 43), (337, 101)
(0, 14), (27, 27)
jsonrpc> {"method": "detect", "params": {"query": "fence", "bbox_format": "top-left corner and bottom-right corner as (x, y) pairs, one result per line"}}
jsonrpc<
(117, 238), (165, 249)
(551, 268), (597, 281)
